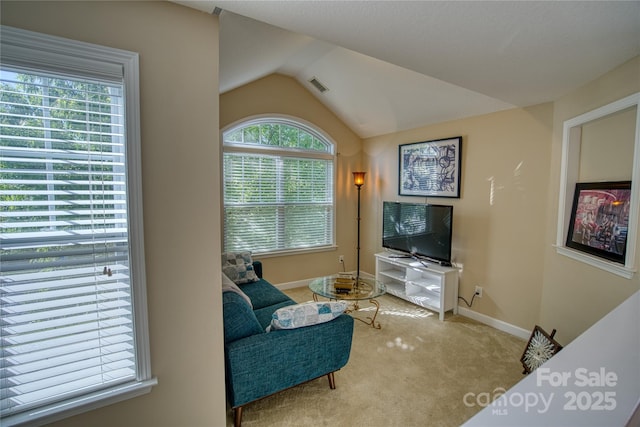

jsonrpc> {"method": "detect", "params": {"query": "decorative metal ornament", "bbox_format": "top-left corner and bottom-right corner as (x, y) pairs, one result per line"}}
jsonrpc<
(521, 325), (563, 374)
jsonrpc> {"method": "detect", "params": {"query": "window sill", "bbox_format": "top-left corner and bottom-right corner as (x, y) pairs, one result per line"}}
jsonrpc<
(255, 245), (339, 258)
(4, 378), (158, 427)
(555, 246), (635, 279)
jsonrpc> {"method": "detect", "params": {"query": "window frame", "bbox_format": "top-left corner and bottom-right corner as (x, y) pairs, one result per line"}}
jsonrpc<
(221, 114), (337, 256)
(555, 92), (640, 279)
(0, 25), (156, 426)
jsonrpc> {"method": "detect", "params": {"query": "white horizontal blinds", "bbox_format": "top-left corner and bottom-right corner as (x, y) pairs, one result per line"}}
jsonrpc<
(223, 119), (334, 253)
(224, 154), (278, 252)
(0, 67), (136, 415)
(281, 157), (333, 248)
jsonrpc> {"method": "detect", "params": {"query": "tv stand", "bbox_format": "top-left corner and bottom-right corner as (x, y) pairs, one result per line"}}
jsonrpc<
(375, 252), (458, 321)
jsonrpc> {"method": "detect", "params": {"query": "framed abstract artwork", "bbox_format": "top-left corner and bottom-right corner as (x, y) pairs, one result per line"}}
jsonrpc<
(566, 181), (632, 264)
(399, 136), (462, 198)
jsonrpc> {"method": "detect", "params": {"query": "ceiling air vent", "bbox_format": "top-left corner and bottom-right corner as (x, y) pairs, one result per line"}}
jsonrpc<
(309, 77), (329, 94)
(212, 7), (223, 16)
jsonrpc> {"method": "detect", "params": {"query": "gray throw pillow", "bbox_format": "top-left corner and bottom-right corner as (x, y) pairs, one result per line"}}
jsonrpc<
(221, 251), (259, 284)
(221, 272), (253, 308)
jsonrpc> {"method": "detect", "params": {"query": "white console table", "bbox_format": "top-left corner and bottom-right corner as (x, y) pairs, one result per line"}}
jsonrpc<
(375, 252), (458, 320)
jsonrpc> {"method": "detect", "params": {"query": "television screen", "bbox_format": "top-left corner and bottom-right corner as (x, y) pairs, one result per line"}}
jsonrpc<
(382, 201), (453, 264)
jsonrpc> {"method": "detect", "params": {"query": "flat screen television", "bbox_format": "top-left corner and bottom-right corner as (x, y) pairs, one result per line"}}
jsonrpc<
(382, 201), (453, 265)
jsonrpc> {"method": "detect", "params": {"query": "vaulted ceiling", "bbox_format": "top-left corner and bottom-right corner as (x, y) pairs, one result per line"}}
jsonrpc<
(174, 1), (640, 138)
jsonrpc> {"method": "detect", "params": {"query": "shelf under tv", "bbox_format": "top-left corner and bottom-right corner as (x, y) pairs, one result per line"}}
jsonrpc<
(375, 252), (459, 321)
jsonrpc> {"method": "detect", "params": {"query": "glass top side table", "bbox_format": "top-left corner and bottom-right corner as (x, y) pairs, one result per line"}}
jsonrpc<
(308, 275), (386, 329)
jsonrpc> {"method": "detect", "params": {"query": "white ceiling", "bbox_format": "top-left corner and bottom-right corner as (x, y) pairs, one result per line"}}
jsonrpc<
(174, 1), (640, 138)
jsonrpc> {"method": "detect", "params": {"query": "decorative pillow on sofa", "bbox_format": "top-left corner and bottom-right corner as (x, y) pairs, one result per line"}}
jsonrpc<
(267, 301), (348, 332)
(221, 273), (252, 308)
(222, 251), (259, 284)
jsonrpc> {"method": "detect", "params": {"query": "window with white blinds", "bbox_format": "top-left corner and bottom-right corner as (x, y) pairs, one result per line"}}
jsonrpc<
(0, 26), (154, 426)
(223, 118), (335, 254)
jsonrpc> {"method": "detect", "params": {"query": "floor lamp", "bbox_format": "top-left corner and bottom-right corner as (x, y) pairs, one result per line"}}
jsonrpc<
(353, 172), (366, 287)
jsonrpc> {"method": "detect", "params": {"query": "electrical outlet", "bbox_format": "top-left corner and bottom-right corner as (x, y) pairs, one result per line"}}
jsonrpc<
(339, 255), (344, 263)
(475, 286), (483, 298)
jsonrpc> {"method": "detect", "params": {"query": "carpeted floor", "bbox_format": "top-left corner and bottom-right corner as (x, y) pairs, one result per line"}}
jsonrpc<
(226, 286), (526, 427)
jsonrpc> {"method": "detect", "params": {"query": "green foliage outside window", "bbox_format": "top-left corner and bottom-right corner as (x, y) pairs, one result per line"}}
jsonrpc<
(1, 70), (125, 273)
(224, 121), (331, 153)
(1, 72), (120, 232)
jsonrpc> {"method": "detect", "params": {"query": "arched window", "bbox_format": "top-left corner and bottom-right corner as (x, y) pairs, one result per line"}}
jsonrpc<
(222, 117), (335, 255)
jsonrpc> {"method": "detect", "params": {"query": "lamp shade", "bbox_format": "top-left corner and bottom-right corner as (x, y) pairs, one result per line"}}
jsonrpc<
(353, 171), (366, 187)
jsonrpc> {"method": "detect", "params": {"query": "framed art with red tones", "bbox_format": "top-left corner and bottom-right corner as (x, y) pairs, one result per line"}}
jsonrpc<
(566, 181), (632, 264)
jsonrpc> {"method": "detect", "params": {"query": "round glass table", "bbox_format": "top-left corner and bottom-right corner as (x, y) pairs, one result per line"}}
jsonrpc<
(308, 275), (386, 329)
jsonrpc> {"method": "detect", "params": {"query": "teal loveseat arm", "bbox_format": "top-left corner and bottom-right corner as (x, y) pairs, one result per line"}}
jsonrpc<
(224, 313), (354, 408)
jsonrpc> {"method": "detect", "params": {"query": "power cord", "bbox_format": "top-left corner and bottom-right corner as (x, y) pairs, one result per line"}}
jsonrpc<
(458, 289), (480, 307)
(415, 257), (430, 268)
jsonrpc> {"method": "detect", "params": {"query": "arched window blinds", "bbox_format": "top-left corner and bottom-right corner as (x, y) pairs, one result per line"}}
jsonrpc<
(222, 118), (335, 255)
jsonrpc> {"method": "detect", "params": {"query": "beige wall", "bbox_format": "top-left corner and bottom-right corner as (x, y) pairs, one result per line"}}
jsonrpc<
(220, 74), (363, 284)
(1, 2), (226, 426)
(579, 106), (636, 181)
(362, 104), (554, 330)
(540, 56), (640, 344)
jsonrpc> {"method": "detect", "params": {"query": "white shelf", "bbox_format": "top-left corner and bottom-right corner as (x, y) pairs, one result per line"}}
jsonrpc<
(406, 293), (441, 310)
(375, 252), (459, 321)
(385, 282), (406, 297)
(407, 282), (441, 296)
(409, 280), (441, 293)
(379, 269), (405, 282)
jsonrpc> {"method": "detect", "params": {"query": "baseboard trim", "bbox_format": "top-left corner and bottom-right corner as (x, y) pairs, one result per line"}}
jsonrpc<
(276, 279), (308, 290)
(457, 306), (530, 340)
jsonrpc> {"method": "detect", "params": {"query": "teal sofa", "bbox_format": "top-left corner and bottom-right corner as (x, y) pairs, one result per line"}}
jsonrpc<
(222, 262), (354, 427)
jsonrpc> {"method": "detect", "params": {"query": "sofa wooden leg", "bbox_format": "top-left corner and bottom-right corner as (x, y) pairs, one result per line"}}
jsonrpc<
(234, 406), (243, 427)
(327, 372), (336, 389)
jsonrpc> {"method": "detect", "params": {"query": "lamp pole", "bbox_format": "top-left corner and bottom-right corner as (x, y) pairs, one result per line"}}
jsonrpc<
(353, 172), (365, 286)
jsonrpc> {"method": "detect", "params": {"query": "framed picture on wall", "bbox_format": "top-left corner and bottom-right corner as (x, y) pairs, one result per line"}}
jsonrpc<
(398, 136), (462, 198)
(565, 181), (632, 264)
